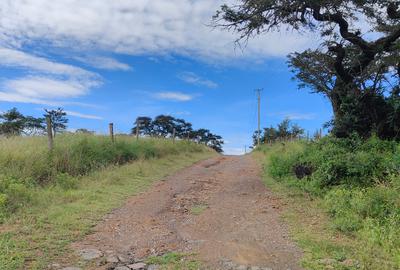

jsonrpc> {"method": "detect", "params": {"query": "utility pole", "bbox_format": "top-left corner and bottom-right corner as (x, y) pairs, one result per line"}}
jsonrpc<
(256, 89), (263, 147)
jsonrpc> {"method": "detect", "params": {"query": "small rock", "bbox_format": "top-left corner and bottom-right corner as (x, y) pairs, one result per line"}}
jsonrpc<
(79, 248), (103, 261)
(237, 265), (248, 270)
(250, 267), (261, 270)
(118, 255), (130, 263)
(147, 265), (160, 270)
(61, 268), (82, 270)
(114, 267), (130, 270)
(48, 263), (61, 269)
(127, 262), (147, 269)
(106, 255), (119, 263)
(222, 260), (236, 269)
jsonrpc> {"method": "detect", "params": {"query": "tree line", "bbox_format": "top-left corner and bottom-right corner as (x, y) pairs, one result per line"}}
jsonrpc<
(132, 115), (224, 152)
(215, 1), (400, 141)
(253, 119), (307, 146)
(0, 107), (68, 137)
(0, 108), (224, 153)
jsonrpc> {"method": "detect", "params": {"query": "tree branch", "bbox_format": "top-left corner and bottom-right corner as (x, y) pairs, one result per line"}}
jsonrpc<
(328, 44), (353, 83)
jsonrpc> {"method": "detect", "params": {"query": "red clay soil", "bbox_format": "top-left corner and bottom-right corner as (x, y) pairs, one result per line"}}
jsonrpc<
(73, 155), (303, 270)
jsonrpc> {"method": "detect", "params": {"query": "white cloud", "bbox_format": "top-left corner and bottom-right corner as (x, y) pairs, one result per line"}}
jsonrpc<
(3, 76), (93, 99)
(65, 110), (103, 120)
(285, 113), (316, 120)
(0, 47), (102, 106)
(74, 56), (132, 71)
(0, 91), (58, 105)
(154, 92), (194, 102)
(270, 112), (316, 120)
(0, 0), (314, 61)
(0, 47), (97, 79)
(178, 72), (218, 88)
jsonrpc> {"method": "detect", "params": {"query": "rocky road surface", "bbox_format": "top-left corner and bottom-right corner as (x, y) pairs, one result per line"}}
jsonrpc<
(63, 155), (303, 270)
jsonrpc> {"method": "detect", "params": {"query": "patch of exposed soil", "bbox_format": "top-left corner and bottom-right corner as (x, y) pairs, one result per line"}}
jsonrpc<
(72, 156), (303, 269)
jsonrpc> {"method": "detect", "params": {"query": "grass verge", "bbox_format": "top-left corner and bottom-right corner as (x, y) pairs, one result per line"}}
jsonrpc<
(252, 143), (399, 270)
(0, 147), (214, 270)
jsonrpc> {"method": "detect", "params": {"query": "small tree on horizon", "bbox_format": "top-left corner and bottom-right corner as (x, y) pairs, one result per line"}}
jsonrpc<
(44, 108), (68, 137)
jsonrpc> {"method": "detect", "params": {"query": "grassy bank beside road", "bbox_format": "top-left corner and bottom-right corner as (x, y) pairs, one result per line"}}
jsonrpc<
(254, 137), (400, 270)
(0, 134), (215, 269)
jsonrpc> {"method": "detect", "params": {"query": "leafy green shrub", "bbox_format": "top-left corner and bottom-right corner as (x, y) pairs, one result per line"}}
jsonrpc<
(264, 138), (400, 268)
(55, 173), (78, 190)
(270, 135), (399, 189)
(0, 176), (33, 219)
(268, 142), (304, 179)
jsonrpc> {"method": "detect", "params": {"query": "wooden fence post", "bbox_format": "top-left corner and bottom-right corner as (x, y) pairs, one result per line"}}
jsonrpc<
(136, 119), (140, 141)
(46, 116), (53, 150)
(109, 123), (114, 143)
(172, 128), (176, 143)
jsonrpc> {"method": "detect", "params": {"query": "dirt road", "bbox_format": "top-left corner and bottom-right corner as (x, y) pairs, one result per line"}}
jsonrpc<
(73, 155), (303, 270)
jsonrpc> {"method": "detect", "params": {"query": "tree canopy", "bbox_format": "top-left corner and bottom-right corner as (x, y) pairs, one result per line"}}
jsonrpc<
(0, 108), (45, 136)
(215, 1), (400, 140)
(44, 108), (68, 137)
(132, 115), (224, 153)
(253, 118), (305, 145)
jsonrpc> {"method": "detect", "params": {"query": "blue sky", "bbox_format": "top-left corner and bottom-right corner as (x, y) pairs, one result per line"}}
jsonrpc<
(0, 0), (332, 154)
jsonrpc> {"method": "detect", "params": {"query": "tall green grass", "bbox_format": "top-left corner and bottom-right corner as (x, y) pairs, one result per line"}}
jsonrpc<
(0, 134), (208, 220)
(257, 137), (400, 269)
(0, 134), (214, 269)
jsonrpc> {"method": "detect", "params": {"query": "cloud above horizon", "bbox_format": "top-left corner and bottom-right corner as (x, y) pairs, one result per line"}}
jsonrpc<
(0, 0), (314, 61)
(178, 72), (218, 89)
(0, 47), (102, 106)
(154, 92), (194, 102)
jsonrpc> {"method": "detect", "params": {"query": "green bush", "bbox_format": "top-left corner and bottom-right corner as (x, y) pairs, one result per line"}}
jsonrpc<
(265, 138), (400, 268)
(270, 135), (399, 189)
(0, 176), (33, 219)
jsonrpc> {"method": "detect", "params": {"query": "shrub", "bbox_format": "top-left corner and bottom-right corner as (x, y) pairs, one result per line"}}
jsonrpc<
(271, 135), (399, 189)
(264, 138), (400, 268)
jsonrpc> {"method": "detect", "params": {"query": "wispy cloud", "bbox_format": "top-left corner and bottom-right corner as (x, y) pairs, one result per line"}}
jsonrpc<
(2, 76), (94, 99)
(65, 110), (103, 120)
(154, 91), (194, 102)
(0, 47), (97, 79)
(0, 91), (59, 106)
(0, 48), (102, 106)
(178, 72), (218, 88)
(270, 112), (317, 120)
(74, 56), (132, 71)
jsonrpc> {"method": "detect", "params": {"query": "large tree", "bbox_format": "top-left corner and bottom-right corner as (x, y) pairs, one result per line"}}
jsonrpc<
(0, 108), (45, 136)
(0, 108), (27, 136)
(215, 1), (400, 139)
(131, 116), (153, 136)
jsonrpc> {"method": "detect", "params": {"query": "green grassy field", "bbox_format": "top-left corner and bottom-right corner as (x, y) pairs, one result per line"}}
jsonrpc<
(254, 138), (400, 270)
(0, 134), (215, 270)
